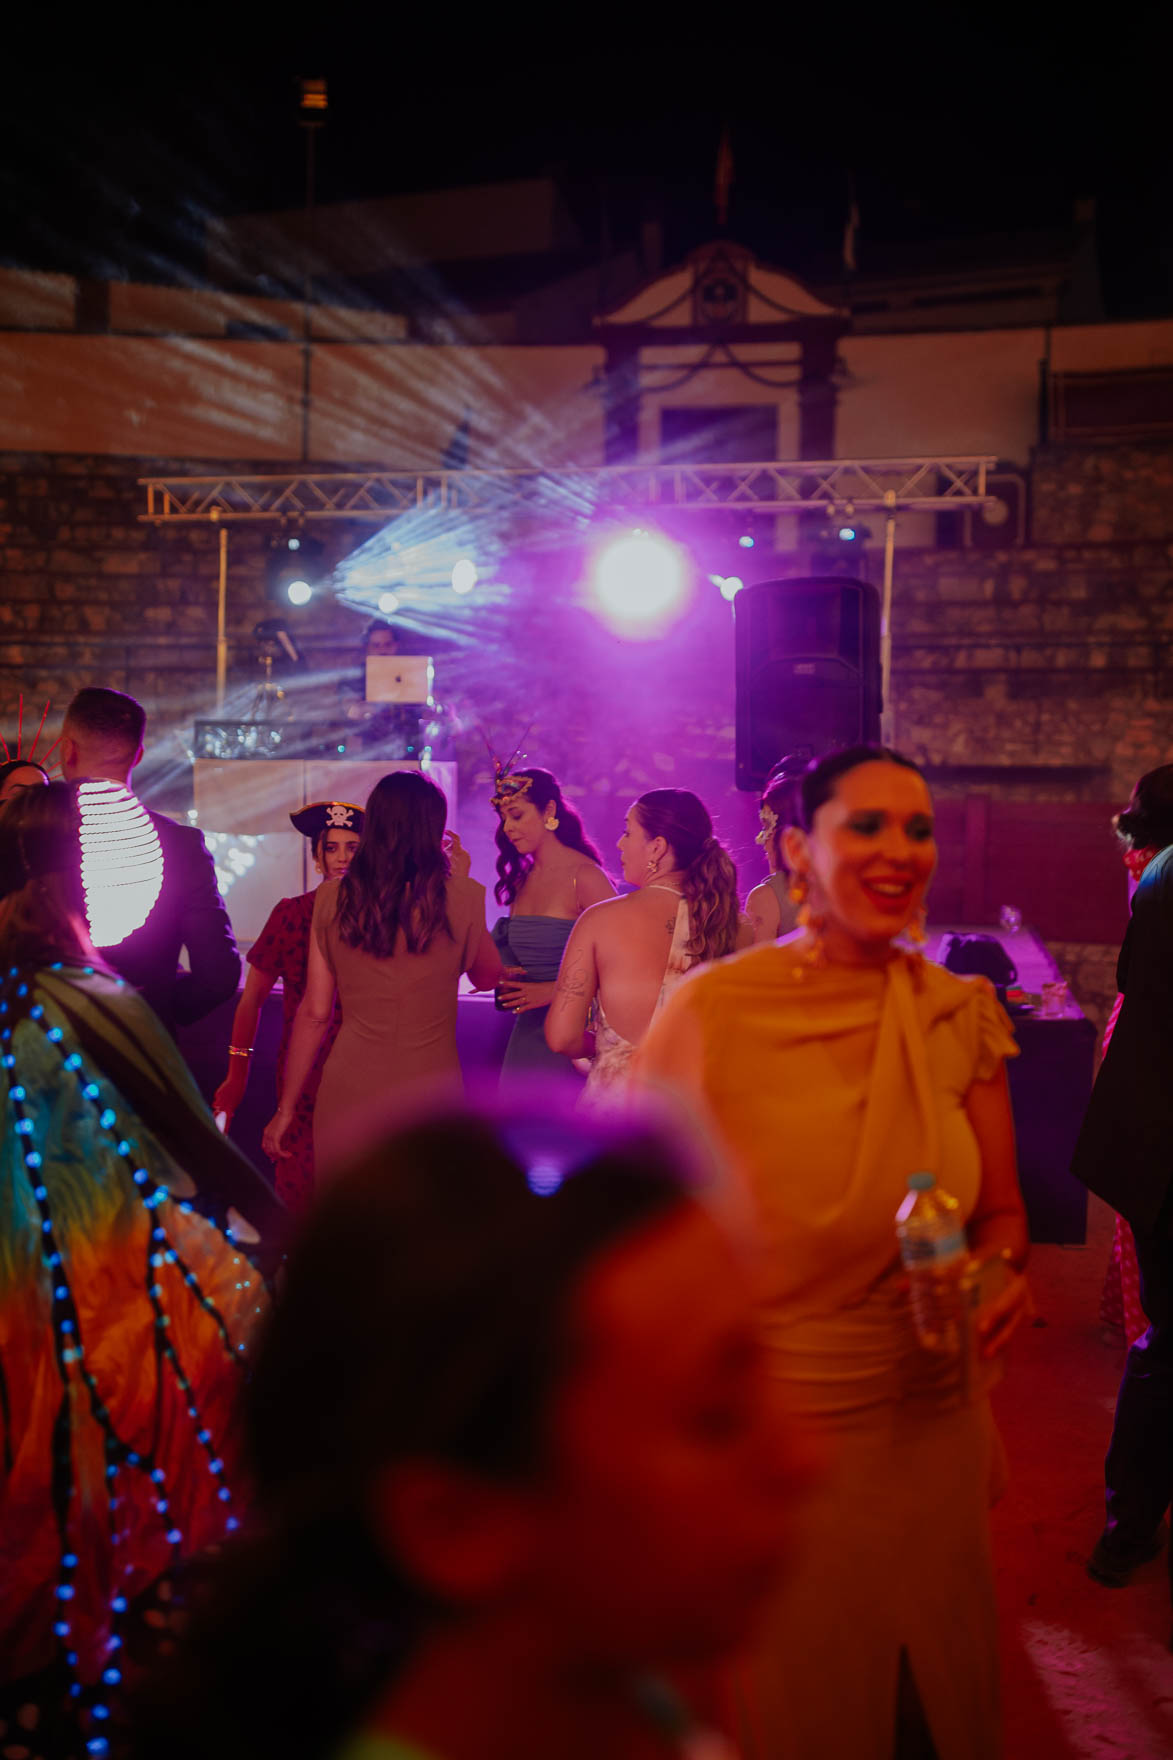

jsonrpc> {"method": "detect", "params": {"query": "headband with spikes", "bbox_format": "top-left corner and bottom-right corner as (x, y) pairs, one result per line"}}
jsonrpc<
(1, 696), (60, 771)
(481, 724), (535, 812)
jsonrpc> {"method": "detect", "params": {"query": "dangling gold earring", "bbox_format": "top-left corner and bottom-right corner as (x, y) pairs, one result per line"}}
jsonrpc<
(545, 815), (559, 831)
(789, 870), (826, 972)
(905, 905), (928, 947)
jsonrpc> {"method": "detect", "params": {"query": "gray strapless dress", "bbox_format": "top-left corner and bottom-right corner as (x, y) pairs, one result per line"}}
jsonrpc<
(491, 915), (582, 1085)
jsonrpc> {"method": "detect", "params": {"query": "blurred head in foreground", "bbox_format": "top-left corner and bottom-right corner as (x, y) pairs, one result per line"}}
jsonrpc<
(136, 1095), (812, 1758)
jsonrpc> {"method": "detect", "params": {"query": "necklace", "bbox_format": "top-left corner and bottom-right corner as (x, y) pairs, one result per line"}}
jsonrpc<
(645, 882), (684, 896)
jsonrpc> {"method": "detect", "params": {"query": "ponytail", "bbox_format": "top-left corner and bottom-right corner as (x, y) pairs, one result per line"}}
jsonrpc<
(681, 836), (741, 964)
(632, 792), (741, 967)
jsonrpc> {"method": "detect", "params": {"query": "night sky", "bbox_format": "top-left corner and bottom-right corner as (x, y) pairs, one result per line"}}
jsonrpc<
(1, 48), (1169, 316)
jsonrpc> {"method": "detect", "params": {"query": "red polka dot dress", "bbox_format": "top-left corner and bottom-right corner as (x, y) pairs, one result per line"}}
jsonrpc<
(247, 891), (340, 1209)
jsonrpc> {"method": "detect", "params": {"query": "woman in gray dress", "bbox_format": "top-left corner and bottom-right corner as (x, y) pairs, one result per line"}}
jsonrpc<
(490, 765), (613, 1082)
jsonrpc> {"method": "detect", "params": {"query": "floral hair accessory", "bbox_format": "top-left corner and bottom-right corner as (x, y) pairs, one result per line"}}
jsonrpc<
(755, 802), (779, 848)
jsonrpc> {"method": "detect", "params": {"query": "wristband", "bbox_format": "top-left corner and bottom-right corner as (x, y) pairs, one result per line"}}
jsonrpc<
(227, 1045), (253, 1059)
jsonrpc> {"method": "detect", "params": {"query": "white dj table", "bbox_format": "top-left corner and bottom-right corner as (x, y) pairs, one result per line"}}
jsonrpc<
(191, 758), (458, 944)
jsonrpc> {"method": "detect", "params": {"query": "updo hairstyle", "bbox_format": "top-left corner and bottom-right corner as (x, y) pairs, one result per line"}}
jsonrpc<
(1114, 765), (1173, 853)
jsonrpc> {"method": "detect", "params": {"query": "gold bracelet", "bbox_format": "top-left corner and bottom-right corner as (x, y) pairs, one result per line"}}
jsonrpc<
(227, 1045), (253, 1059)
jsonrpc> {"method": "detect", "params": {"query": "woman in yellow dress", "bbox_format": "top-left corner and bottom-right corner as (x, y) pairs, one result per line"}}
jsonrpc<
(636, 745), (1032, 1760)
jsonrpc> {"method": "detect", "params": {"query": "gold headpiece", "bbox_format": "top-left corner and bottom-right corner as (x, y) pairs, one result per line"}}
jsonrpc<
(491, 769), (533, 812)
(755, 802), (779, 848)
(482, 723), (534, 814)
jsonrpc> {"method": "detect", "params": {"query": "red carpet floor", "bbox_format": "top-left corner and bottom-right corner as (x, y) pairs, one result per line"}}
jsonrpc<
(992, 1197), (1173, 1758)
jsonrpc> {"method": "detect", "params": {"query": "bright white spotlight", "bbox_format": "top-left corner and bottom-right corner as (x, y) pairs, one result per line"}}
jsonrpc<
(738, 533), (755, 548)
(286, 579), (313, 606)
(451, 558), (478, 594)
(591, 531), (687, 632)
(378, 591), (401, 614)
(719, 575), (744, 601)
(837, 526), (856, 543)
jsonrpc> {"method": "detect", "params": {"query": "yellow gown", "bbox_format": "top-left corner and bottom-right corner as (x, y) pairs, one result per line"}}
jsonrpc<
(636, 943), (1018, 1760)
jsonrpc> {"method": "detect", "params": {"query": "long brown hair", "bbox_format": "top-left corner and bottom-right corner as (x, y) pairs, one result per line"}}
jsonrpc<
(336, 772), (451, 959)
(493, 768), (603, 908)
(632, 789), (740, 964)
(0, 781), (102, 970)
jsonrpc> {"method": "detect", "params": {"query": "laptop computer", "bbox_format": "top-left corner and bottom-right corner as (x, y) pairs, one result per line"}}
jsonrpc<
(365, 656), (434, 704)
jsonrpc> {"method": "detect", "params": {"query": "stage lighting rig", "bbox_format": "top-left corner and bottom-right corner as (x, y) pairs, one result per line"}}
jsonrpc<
(810, 516), (872, 578)
(266, 532), (326, 608)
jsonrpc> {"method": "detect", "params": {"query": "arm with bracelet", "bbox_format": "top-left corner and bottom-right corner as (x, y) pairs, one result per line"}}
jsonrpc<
(212, 965), (278, 1128)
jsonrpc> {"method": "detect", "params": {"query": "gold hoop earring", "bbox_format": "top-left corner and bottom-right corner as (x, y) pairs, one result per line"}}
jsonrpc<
(545, 815), (559, 831)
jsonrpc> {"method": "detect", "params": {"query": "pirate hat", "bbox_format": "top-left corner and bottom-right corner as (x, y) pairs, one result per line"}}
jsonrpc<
(289, 800), (365, 841)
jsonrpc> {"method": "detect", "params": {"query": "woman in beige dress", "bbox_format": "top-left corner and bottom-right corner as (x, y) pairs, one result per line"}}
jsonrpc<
(263, 771), (501, 1176)
(545, 788), (749, 1093)
(637, 745), (1033, 1760)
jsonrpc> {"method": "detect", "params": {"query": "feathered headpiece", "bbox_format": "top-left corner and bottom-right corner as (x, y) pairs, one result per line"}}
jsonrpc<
(482, 725), (534, 813)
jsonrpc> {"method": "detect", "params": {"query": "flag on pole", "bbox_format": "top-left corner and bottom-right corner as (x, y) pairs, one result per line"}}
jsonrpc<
(843, 174), (860, 273)
(715, 127), (734, 230)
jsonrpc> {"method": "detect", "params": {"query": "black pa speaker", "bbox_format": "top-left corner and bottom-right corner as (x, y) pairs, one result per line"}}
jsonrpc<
(734, 577), (882, 790)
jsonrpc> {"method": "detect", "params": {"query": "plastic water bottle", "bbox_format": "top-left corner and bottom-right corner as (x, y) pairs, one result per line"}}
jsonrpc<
(896, 1172), (968, 1353)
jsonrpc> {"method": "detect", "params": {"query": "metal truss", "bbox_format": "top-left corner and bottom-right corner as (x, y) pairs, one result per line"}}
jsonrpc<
(140, 456), (998, 524)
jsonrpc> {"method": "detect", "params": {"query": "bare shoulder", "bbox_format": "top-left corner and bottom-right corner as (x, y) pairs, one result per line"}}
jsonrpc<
(448, 873), (485, 903)
(571, 891), (628, 936)
(572, 856), (616, 904)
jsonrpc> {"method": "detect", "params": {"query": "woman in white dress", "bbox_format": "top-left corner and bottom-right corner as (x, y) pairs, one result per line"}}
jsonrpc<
(545, 788), (749, 1093)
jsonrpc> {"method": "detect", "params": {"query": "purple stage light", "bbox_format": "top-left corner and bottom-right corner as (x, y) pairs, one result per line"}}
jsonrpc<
(590, 530), (688, 636)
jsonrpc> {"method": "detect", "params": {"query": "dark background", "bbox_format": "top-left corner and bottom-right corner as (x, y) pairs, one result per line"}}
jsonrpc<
(1, 46), (1169, 316)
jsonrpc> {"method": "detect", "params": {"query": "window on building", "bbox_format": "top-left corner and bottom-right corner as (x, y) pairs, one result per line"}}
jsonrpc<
(659, 405), (778, 464)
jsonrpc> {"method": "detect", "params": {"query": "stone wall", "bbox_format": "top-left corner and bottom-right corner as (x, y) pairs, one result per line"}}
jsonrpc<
(890, 537), (1173, 797)
(1033, 442), (1173, 545)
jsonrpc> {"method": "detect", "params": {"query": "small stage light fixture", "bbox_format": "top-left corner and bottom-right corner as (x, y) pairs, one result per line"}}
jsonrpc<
(266, 533), (325, 608)
(451, 558), (478, 595)
(379, 591), (401, 614)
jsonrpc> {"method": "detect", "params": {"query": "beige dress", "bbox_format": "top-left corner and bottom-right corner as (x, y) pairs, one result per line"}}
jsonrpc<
(311, 875), (487, 1173)
(637, 947), (1019, 1760)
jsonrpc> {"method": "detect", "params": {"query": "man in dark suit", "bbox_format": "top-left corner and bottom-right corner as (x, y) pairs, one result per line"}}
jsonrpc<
(60, 686), (241, 1033)
(1072, 766), (1173, 1598)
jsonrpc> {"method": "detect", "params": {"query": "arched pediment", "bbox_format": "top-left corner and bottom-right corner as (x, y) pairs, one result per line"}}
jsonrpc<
(597, 241), (843, 329)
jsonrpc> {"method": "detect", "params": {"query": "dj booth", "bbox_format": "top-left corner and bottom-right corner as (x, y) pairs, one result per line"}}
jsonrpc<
(191, 756), (458, 943)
